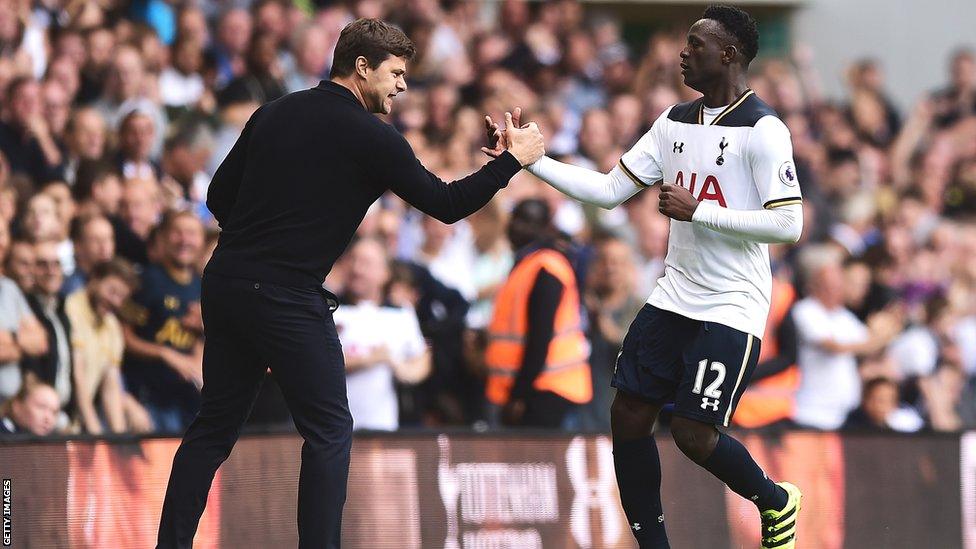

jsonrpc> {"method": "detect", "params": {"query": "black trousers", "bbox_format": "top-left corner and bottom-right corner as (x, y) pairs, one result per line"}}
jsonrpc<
(157, 273), (352, 548)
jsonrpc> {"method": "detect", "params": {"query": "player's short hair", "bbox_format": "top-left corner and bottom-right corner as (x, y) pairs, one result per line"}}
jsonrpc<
(330, 18), (416, 79)
(702, 5), (759, 64)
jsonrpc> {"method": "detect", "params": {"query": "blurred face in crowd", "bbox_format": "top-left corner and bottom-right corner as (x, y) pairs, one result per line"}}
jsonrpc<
(33, 241), (63, 297)
(591, 238), (635, 297)
(24, 194), (63, 242)
(120, 179), (160, 238)
(295, 25), (329, 76)
(177, 7), (209, 48)
(11, 384), (60, 436)
(43, 182), (76, 228)
(609, 94), (642, 146)
(161, 214), (204, 271)
(578, 108), (614, 161)
(111, 47), (145, 100)
(8, 80), (42, 129)
(46, 56), (80, 100)
(863, 381), (898, 427)
(346, 238), (390, 302)
(811, 262), (846, 309)
(421, 215), (453, 252)
(89, 274), (131, 317)
(76, 216), (114, 271)
(843, 261), (872, 310)
(6, 241), (36, 292)
(952, 52), (975, 90)
(219, 9), (253, 56)
(255, 0), (287, 44)
(42, 81), (71, 137)
(69, 109), (107, 160)
(91, 172), (122, 215)
(86, 28), (116, 69)
(119, 112), (155, 162)
(360, 55), (408, 115)
(172, 38), (203, 76)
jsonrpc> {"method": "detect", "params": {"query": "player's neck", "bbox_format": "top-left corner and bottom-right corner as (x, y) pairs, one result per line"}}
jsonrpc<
(699, 77), (750, 108)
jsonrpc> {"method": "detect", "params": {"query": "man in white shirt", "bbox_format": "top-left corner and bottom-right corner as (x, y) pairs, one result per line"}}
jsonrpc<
(485, 6), (803, 548)
(792, 246), (900, 430)
(333, 237), (430, 431)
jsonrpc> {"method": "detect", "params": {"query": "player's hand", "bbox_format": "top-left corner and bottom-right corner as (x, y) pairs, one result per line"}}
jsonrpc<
(658, 183), (699, 222)
(504, 110), (545, 166)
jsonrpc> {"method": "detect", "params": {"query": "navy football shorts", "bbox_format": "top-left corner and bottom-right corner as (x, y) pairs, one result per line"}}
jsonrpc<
(611, 304), (761, 426)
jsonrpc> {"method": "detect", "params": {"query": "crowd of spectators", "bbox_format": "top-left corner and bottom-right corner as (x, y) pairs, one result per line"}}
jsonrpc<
(0, 0), (974, 437)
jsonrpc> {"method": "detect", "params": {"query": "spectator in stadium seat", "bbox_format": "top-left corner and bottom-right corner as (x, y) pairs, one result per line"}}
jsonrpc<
(334, 237), (430, 431)
(68, 258), (151, 434)
(0, 381), (60, 436)
(115, 109), (162, 182)
(5, 239), (37, 293)
(582, 232), (643, 430)
(842, 377), (900, 431)
(62, 214), (115, 296)
(61, 108), (109, 186)
(21, 241), (74, 422)
(21, 192), (75, 276)
(121, 211), (204, 433)
(117, 177), (161, 265)
(0, 76), (65, 185)
(792, 246), (902, 430)
(0, 224), (48, 402)
(485, 199), (592, 429)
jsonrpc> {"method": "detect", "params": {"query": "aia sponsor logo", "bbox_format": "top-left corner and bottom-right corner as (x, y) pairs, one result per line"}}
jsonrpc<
(674, 171), (727, 207)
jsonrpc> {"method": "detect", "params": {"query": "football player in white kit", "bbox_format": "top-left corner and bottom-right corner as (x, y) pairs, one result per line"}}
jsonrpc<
(485, 5), (804, 548)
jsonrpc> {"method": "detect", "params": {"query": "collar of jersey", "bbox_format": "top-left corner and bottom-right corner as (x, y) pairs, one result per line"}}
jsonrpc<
(696, 88), (755, 126)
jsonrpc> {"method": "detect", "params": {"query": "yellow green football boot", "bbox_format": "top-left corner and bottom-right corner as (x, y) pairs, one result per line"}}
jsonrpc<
(760, 481), (802, 548)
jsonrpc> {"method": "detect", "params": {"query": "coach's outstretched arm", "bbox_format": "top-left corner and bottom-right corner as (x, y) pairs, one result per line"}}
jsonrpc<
(379, 112), (544, 224)
(483, 107), (651, 210)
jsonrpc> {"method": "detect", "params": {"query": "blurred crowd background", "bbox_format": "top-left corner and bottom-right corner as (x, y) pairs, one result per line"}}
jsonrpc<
(0, 0), (974, 438)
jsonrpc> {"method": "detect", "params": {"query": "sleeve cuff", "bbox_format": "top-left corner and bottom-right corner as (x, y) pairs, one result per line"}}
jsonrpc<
(493, 150), (523, 181)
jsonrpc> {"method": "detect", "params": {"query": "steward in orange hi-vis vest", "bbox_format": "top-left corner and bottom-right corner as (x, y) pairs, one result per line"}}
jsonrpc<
(733, 277), (799, 428)
(485, 247), (592, 406)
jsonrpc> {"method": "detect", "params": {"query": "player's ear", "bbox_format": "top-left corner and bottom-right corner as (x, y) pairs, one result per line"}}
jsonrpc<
(355, 56), (370, 79)
(723, 44), (738, 65)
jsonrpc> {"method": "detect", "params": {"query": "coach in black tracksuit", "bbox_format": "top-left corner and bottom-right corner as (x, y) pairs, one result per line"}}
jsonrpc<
(156, 19), (544, 549)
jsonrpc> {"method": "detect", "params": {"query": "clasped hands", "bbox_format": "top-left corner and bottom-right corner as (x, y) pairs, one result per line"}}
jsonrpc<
(481, 107), (698, 221)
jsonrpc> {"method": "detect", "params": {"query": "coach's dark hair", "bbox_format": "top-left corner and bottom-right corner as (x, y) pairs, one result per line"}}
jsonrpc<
(703, 5), (759, 64)
(330, 18), (416, 78)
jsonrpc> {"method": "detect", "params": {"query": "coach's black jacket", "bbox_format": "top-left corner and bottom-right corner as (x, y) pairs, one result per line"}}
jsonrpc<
(205, 80), (522, 288)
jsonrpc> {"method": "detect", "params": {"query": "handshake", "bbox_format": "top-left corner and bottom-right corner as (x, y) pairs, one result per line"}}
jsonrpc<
(481, 107), (545, 167)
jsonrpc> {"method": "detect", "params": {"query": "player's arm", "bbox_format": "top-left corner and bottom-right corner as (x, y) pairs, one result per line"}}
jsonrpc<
(671, 116), (803, 243)
(491, 108), (664, 210)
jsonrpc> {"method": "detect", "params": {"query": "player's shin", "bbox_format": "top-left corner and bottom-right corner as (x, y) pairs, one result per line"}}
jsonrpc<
(612, 435), (670, 548)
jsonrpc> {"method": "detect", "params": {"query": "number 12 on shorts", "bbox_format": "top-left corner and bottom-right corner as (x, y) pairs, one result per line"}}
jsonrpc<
(693, 359), (726, 399)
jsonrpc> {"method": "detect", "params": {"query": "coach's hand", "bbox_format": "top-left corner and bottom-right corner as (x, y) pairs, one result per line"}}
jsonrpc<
(658, 183), (699, 222)
(482, 107), (544, 166)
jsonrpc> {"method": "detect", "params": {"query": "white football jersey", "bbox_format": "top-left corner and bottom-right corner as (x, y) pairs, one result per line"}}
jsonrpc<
(612, 90), (802, 338)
